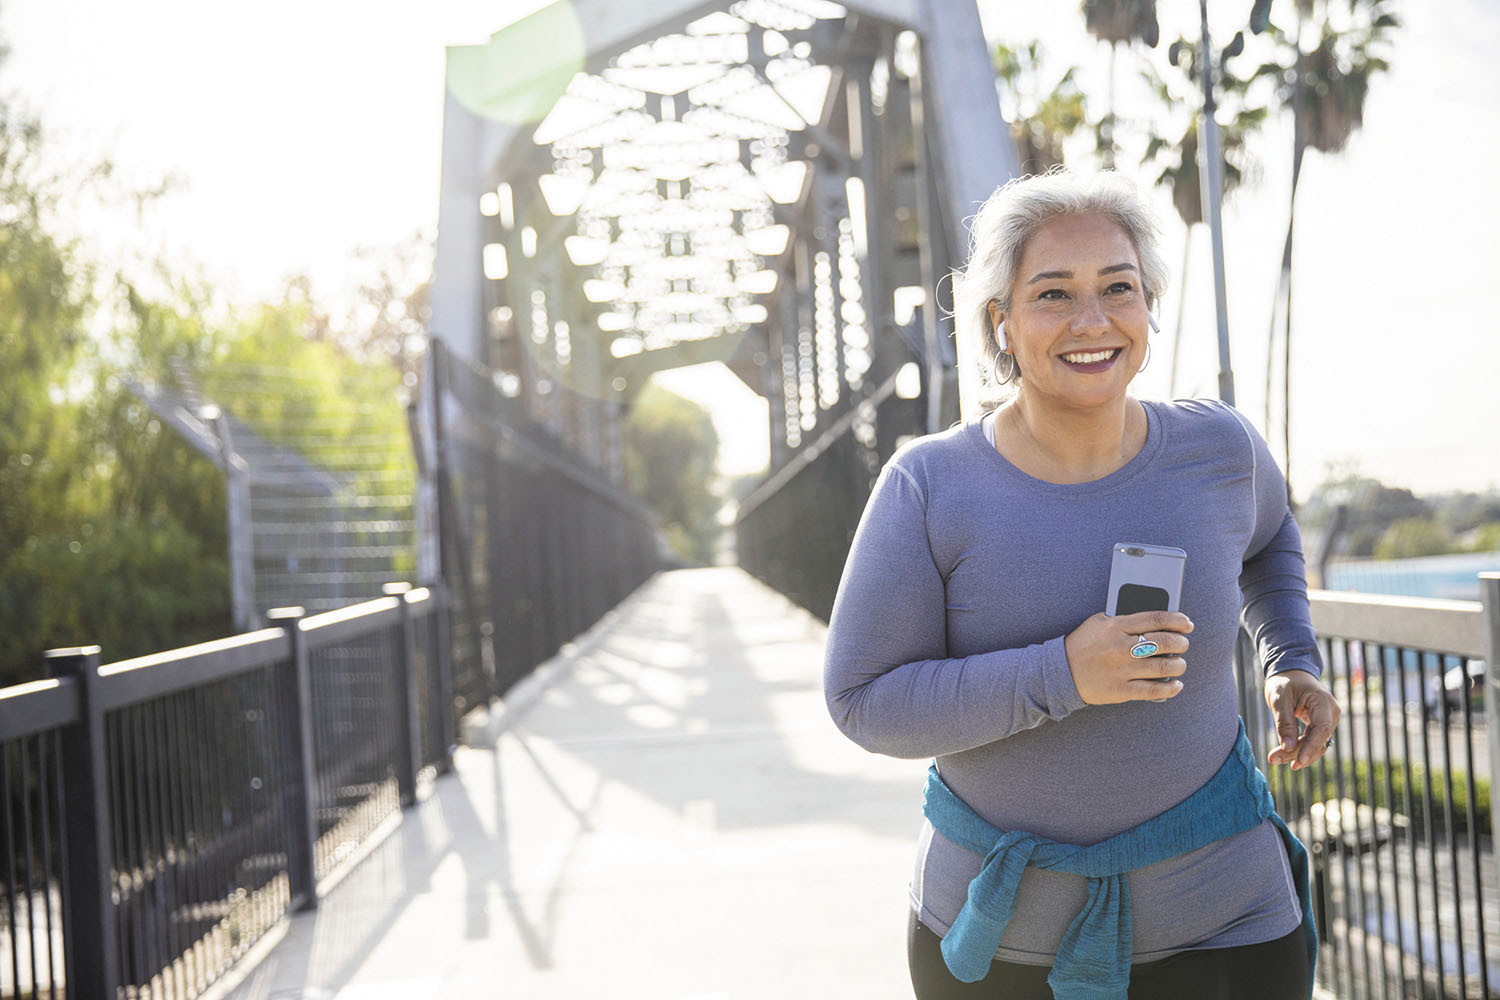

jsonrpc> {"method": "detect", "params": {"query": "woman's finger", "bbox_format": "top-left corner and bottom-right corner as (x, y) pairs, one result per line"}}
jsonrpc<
(1294, 693), (1342, 769)
(1125, 631), (1189, 658)
(1128, 677), (1183, 701)
(1134, 655), (1186, 680)
(1114, 610), (1194, 634)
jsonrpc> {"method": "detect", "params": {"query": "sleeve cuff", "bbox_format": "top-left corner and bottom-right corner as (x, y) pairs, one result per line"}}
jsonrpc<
(1266, 661), (1322, 681)
(1043, 635), (1088, 718)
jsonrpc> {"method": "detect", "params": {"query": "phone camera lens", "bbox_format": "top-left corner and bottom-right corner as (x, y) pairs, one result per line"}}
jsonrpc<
(1125, 546), (1145, 557)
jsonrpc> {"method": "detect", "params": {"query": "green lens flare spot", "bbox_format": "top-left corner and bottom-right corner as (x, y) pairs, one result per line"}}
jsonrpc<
(446, 3), (586, 125)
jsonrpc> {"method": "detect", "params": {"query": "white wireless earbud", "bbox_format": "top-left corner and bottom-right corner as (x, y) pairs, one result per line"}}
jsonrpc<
(1148, 314), (1161, 334)
(997, 322), (1008, 351)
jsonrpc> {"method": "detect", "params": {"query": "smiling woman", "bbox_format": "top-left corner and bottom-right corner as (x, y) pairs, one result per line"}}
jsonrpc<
(823, 169), (1340, 1000)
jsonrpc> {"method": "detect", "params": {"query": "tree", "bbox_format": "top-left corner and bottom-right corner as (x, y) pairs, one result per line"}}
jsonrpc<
(1081, 0), (1160, 168)
(623, 383), (720, 565)
(0, 102), (96, 683)
(992, 41), (1091, 174)
(0, 36), (417, 686)
(1253, 0), (1399, 495)
(1374, 517), (1453, 560)
(299, 234), (433, 385)
(1301, 472), (1430, 559)
(1140, 37), (1267, 394)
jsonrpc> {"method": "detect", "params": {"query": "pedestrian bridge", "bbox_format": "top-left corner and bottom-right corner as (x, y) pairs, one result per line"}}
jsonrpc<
(6, 522), (1497, 1000)
(4, 0), (1499, 993)
(223, 568), (927, 999)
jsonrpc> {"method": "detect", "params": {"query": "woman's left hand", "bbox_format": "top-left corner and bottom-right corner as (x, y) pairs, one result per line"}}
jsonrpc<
(1264, 670), (1341, 770)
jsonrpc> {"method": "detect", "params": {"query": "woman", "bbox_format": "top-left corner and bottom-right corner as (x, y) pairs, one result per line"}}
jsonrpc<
(823, 170), (1339, 1000)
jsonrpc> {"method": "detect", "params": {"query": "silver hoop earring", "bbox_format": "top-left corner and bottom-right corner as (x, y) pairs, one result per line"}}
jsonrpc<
(992, 350), (1019, 386)
(1138, 342), (1152, 374)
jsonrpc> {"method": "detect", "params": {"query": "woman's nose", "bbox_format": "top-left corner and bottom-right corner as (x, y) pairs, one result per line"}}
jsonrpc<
(1071, 295), (1109, 333)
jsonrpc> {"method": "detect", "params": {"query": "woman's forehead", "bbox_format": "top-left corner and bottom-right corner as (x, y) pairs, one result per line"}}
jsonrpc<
(1021, 213), (1137, 265)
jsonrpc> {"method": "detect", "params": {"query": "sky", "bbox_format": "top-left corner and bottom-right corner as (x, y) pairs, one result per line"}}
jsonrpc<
(2, 0), (1497, 495)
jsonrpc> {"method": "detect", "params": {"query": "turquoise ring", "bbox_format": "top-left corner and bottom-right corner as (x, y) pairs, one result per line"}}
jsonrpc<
(1130, 636), (1159, 658)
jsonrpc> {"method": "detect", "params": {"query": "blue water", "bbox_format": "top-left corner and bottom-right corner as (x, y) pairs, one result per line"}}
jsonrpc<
(1324, 550), (1500, 601)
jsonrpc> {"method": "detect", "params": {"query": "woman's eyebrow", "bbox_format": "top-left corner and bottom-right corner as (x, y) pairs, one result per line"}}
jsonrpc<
(1026, 262), (1138, 285)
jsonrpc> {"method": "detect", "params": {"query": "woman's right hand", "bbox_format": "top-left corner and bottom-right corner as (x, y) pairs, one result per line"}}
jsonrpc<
(1063, 610), (1194, 705)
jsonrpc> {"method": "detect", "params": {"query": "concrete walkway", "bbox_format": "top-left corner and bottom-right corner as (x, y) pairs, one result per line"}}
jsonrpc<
(224, 568), (929, 1000)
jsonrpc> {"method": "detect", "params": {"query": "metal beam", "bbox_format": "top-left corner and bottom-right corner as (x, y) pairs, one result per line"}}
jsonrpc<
(840, 0), (922, 30)
(917, 0), (1020, 421)
(430, 91), (494, 366)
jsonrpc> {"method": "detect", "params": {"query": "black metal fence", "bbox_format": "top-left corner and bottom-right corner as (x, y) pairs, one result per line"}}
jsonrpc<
(1, 335), (663, 999)
(0, 585), (451, 1000)
(428, 338), (660, 711)
(736, 374), (923, 621)
(1235, 576), (1500, 999)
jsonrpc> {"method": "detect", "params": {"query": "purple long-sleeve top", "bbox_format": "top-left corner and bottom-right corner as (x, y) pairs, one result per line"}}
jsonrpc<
(824, 398), (1322, 964)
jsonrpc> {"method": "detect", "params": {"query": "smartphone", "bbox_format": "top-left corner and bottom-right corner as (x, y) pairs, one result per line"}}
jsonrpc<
(1105, 542), (1186, 616)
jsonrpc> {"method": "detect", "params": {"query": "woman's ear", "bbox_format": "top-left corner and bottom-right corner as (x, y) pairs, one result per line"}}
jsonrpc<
(988, 302), (1007, 351)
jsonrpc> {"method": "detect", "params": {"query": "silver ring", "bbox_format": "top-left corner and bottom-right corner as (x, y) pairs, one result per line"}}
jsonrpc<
(1129, 636), (1159, 658)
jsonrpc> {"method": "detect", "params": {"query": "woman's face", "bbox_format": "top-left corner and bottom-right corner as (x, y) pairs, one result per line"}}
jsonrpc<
(991, 212), (1151, 414)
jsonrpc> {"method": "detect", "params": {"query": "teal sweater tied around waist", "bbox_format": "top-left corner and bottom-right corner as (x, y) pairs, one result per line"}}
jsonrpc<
(922, 719), (1316, 999)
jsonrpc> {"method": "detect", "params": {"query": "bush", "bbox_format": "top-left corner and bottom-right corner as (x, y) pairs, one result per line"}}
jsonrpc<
(1291, 757), (1492, 836)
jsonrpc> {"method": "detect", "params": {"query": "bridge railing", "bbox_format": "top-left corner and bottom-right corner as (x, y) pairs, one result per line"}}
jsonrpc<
(1235, 575), (1500, 1000)
(1, 335), (662, 1000)
(427, 338), (660, 710)
(0, 585), (450, 1000)
(736, 373), (923, 621)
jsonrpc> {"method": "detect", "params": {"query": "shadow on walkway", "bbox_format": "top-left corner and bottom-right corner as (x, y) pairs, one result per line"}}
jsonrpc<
(224, 567), (927, 1000)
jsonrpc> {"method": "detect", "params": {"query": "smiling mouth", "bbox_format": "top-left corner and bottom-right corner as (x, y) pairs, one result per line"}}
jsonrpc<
(1060, 348), (1122, 365)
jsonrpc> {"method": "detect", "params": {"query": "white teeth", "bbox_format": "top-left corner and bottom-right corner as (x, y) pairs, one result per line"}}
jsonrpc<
(1062, 349), (1118, 364)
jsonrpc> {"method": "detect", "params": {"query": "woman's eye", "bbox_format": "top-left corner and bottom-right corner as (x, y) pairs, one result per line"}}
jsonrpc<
(1038, 288), (1068, 301)
(1106, 281), (1136, 295)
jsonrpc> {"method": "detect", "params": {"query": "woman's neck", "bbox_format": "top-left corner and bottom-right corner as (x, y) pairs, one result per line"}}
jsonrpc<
(995, 394), (1147, 484)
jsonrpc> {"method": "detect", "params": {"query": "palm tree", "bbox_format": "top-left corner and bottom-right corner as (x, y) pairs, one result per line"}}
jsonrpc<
(1081, 0), (1160, 168)
(1141, 39), (1267, 395)
(1253, 0), (1398, 497)
(992, 41), (1091, 174)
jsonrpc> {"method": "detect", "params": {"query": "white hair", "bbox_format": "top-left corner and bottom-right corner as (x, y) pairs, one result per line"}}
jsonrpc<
(952, 169), (1170, 404)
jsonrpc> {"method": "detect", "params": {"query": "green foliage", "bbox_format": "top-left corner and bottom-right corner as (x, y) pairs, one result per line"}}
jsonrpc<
(0, 136), (414, 686)
(1082, 0), (1159, 48)
(1250, 0), (1399, 157)
(1140, 39), (1268, 228)
(1374, 517), (1454, 560)
(1461, 522), (1500, 554)
(624, 383), (720, 565)
(1292, 757), (1491, 836)
(992, 41), (1091, 173)
(1301, 473), (1432, 558)
(1439, 492), (1500, 536)
(0, 291), (236, 683)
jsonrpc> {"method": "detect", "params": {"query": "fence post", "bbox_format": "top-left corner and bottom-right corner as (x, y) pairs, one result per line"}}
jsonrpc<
(432, 580), (457, 774)
(1482, 573), (1500, 842)
(383, 583), (423, 808)
(44, 646), (120, 997)
(269, 607), (319, 911)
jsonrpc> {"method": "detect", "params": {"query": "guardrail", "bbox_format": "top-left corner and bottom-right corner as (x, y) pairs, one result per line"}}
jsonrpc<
(1236, 573), (1500, 1000)
(1, 584), (452, 1000)
(736, 373), (923, 621)
(428, 338), (660, 711)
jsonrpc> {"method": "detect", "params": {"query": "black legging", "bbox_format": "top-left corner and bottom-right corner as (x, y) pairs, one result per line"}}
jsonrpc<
(908, 913), (1310, 1000)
